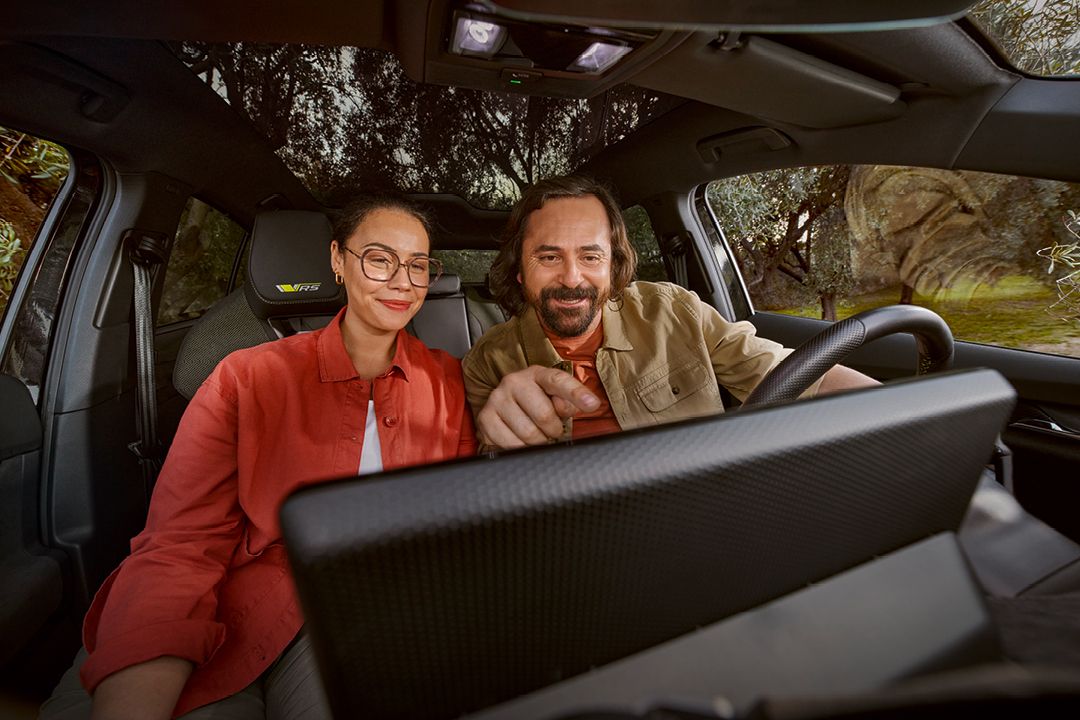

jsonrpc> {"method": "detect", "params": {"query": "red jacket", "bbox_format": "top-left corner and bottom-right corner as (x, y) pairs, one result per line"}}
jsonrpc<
(81, 310), (476, 715)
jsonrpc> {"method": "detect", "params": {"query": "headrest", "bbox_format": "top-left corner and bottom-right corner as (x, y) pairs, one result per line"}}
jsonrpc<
(244, 211), (344, 319)
(427, 273), (461, 296)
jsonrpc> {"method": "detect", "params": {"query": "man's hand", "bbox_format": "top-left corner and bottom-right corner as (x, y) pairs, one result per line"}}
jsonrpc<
(477, 365), (600, 449)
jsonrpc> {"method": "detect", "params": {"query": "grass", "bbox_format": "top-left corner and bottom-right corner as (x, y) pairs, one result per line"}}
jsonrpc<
(768, 276), (1080, 358)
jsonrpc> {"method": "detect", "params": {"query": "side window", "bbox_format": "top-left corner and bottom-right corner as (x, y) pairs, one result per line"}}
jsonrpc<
(708, 166), (1080, 359)
(158, 198), (247, 324)
(623, 205), (668, 282)
(0, 125), (70, 321)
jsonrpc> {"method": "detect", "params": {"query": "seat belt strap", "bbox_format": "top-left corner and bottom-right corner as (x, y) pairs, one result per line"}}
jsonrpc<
(663, 232), (690, 287)
(125, 229), (169, 502)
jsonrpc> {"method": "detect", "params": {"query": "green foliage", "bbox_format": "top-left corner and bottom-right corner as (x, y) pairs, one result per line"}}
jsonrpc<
(0, 219), (25, 313)
(433, 249), (499, 285)
(707, 166), (851, 316)
(1036, 209), (1080, 324)
(172, 43), (678, 208)
(623, 205), (667, 282)
(158, 200), (247, 324)
(1, 126), (70, 319)
(970, 0), (1080, 76)
(1, 127), (68, 202)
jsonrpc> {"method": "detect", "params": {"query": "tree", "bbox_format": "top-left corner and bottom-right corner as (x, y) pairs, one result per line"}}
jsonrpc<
(707, 166), (852, 319)
(970, 0), (1080, 76)
(845, 166), (1033, 304)
(0, 127), (69, 312)
(173, 44), (677, 209)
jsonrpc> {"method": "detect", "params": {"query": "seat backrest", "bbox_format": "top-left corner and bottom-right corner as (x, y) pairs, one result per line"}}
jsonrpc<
(407, 274), (472, 359)
(463, 280), (507, 345)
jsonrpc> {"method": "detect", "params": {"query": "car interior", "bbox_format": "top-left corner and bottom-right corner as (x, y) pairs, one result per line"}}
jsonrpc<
(2, 0), (1080, 717)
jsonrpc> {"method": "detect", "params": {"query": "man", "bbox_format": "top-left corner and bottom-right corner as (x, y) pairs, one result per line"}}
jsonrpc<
(462, 175), (876, 450)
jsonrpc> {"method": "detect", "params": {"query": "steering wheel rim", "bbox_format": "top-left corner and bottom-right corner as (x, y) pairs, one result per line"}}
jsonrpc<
(742, 304), (954, 408)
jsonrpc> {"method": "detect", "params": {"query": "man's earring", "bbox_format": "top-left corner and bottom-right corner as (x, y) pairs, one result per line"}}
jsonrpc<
(335, 272), (343, 286)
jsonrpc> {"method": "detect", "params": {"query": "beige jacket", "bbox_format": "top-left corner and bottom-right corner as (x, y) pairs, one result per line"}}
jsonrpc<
(462, 281), (811, 440)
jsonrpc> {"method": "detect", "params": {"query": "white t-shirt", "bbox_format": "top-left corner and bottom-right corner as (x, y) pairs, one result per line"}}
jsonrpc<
(358, 400), (383, 474)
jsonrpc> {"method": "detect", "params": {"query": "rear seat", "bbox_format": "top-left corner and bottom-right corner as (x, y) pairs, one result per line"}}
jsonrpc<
(172, 210), (493, 400)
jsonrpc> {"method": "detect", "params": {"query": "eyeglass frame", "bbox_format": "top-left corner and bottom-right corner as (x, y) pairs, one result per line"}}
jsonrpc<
(340, 245), (444, 288)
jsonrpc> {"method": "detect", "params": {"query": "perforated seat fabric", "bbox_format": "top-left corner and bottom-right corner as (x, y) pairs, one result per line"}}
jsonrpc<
(172, 288), (275, 400)
(171, 210), (342, 399)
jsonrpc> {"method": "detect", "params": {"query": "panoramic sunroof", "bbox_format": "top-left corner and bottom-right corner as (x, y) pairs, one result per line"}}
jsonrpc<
(968, 0), (1080, 77)
(172, 43), (680, 209)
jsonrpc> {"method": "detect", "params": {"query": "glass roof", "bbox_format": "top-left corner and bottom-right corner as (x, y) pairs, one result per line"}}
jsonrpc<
(172, 43), (681, 209)
(968, 0), (1080, 77)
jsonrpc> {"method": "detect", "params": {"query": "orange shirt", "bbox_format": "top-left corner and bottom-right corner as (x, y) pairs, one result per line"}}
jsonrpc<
(544, 320), (623, 440)
(80, 308), (476, 716)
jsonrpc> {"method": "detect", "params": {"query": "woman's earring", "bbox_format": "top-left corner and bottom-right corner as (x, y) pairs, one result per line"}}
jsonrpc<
(335, 272), (344, 286)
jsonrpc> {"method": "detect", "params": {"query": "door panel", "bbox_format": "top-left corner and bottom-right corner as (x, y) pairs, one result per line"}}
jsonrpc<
(0, 374), (64, 667)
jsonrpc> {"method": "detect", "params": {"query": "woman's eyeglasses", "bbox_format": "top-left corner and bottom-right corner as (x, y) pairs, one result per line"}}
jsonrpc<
(342, 246), (443, 288)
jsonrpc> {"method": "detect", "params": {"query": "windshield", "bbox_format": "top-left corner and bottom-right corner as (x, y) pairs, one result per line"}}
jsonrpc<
(968, 0), (1080, 77)
(173, 43), (680, 209)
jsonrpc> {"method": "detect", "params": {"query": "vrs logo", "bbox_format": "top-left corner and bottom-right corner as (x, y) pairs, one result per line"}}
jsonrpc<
(275, 283), (322, 293)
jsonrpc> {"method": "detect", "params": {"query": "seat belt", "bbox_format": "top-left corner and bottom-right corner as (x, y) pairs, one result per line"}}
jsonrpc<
(125, 229), (169, 502)
(663, 232), (690, 288)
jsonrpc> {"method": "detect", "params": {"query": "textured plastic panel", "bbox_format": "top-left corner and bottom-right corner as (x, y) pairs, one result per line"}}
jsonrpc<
(281, 368), (1016, 720)
(469, 534), (999, 720)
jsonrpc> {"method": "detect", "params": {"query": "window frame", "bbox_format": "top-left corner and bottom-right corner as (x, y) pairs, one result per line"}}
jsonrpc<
(0, 145), (96, 402)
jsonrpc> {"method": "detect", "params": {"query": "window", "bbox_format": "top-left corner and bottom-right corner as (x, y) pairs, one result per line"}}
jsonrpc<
(624, 205), (668, 282)
(433, 249), (499, 285)
(158, 198), (247, 324)
(433, 206), (668, 290)
(708, 165), (1080, 359)
(174, 43), (680, 210)
(0, 125), (70, 321)
(968, 0), (1080, 78)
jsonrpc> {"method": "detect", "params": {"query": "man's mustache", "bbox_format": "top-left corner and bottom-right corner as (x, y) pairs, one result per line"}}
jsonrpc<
(541, 286), (599, 303)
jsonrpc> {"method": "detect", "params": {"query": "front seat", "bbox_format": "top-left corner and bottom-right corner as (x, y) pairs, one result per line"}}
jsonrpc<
(172, 210), (343, 400)
(173, 210), (473, 401)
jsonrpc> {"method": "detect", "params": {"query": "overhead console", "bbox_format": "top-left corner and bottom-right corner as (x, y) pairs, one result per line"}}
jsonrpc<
(418, 0), (690, 97)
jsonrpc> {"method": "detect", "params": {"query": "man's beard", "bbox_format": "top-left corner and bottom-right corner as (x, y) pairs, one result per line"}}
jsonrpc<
(536, 285), (604, 338)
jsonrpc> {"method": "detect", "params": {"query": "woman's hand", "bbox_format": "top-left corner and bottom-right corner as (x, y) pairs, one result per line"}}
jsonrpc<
(90, 656), (193, 720)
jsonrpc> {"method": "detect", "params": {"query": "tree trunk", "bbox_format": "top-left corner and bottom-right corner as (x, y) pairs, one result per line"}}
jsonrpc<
(899, 283), (915, 304)
(820, 292), (837, 321)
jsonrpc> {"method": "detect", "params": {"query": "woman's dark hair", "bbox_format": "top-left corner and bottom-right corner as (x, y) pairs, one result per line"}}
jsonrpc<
(489, 175), (637, 317)
(331, 193), (436, 250)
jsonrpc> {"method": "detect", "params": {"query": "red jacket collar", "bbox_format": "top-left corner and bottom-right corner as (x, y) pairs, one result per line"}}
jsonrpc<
(317, 307), (412, 382)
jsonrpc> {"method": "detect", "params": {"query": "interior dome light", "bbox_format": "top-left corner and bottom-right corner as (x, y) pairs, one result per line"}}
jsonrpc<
(450, 17), (508, 57)
(567, 41), (632, 73)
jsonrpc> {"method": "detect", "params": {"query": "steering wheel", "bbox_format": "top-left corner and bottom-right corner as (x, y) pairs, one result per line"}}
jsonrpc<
(743, 304), (954, 407)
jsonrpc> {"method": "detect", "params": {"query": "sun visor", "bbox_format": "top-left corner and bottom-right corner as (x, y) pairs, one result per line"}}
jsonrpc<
(244, 210), (344, 319)
(632, 34), (904, 129)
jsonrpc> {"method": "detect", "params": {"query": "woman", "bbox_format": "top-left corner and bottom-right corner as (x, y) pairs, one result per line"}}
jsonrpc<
(43, 195), (476, 719)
